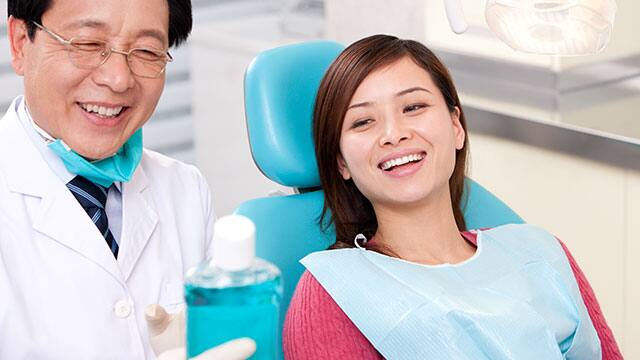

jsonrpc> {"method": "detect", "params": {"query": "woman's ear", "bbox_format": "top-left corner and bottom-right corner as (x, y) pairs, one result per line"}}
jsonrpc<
(450, 106), (465, 150)
(337, 154), (351, 180)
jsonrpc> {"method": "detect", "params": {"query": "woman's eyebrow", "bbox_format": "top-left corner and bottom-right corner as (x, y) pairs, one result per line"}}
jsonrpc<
(347, 101), (373, 110)
(347, 87), (431, 110)
(396, 86), (432, 97)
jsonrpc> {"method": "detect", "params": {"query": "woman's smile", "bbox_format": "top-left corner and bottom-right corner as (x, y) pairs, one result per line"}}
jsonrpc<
(378, 150), (427, 178)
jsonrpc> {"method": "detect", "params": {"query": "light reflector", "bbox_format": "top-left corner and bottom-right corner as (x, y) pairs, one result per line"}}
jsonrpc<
(485, 0), (617, 55)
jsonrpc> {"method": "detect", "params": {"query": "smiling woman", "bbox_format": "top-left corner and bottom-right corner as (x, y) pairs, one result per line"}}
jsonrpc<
(283, 34), (622, 359)
(314, 35), (468, 252)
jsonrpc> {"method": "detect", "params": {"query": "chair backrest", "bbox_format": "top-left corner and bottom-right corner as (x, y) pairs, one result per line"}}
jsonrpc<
(237, 40), (525, 355)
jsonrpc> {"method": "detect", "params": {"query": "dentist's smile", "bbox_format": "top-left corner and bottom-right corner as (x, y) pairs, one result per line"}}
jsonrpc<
(76, 101), (130, 127)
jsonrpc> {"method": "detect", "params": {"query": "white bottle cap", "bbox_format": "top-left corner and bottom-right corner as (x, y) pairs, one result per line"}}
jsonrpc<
(211, 215), (256, 271)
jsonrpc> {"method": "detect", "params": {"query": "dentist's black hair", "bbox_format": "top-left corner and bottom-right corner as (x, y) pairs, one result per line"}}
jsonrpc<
(7, 0), (192, 48)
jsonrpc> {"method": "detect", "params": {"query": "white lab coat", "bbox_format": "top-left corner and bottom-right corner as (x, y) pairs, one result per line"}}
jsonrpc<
(0, 99), (215, 359)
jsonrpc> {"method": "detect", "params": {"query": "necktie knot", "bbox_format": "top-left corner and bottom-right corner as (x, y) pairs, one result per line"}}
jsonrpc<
(67, 176), (118, 258)
(67, 176), (108, 210)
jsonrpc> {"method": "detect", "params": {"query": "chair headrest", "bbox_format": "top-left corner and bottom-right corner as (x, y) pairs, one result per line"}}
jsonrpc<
(244, 41), (345, 188)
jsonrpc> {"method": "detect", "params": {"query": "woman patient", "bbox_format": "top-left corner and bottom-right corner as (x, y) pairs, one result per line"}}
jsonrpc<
(283, 34), (621, 359)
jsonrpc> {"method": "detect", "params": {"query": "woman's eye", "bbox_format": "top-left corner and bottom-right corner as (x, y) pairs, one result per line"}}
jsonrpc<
(403, 103), (427, 113)
(352, 118), (373, 128)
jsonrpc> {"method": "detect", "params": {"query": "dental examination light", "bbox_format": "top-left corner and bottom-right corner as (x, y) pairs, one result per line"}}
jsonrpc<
(443, 0), (617, 55)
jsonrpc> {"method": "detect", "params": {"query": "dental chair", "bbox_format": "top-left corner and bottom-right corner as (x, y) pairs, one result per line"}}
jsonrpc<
(235, 40), (525, 355)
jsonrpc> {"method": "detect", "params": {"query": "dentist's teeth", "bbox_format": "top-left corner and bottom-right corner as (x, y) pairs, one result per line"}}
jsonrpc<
(80, 103), (124, 117)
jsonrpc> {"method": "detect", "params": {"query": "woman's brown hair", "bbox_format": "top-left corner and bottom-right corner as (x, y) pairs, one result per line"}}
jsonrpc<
(313, 34), (469, 249)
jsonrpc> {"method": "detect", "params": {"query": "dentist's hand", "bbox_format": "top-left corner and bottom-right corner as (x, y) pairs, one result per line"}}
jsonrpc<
(145, 304), (256, 360)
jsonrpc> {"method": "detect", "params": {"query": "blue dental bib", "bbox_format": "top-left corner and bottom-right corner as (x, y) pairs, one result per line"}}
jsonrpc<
(302, 224), (601, 359)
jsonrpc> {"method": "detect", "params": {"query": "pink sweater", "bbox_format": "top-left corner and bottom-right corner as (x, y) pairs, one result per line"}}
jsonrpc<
(283, 232), (623, 359)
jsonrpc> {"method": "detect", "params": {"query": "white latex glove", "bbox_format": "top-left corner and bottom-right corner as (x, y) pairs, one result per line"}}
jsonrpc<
(145, 304), (256, 360)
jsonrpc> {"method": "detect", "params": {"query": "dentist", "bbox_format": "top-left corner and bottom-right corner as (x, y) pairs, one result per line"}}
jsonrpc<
(0, 0), (253, 358)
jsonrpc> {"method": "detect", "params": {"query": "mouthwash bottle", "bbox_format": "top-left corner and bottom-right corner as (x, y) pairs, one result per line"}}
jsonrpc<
(185, 215), (283, 359)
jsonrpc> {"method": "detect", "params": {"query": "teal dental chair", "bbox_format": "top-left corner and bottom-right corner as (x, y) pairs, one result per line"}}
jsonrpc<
(235, 40), (525, 355)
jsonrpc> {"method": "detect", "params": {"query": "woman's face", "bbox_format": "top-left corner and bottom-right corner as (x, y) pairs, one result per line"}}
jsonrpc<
(338, 56), (465, 209)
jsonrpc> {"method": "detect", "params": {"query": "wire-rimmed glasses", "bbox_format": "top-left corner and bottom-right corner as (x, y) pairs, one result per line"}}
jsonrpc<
(32, 21), (173, 79)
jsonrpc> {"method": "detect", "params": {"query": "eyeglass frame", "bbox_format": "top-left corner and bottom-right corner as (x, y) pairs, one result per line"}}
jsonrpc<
(31, 21), (173, 79)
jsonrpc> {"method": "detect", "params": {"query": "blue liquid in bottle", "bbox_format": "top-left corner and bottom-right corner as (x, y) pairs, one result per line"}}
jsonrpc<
(185, 215), (283, 359)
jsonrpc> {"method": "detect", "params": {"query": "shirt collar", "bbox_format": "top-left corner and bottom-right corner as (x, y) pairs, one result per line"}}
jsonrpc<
(24, 102), (56, 144)
(16, 96), (122, 192)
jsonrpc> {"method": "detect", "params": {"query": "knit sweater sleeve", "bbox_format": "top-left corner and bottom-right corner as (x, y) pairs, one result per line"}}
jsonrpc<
(556, 239), (623, 359)
(283, 271), (383, 360)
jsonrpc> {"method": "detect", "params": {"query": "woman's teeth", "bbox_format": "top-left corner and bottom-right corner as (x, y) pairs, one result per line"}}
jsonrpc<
(79, 103), (124, 117)
(380, 153), (425, 171)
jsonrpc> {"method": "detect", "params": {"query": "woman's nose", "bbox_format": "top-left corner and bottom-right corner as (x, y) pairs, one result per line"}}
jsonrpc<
(379, 116), (410, 146)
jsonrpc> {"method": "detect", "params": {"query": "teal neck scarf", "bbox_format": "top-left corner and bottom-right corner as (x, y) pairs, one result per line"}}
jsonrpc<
(48, 129), (143, 188)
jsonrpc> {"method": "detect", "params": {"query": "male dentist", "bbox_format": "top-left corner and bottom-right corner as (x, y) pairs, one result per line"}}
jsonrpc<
(0, 0), (253, 358)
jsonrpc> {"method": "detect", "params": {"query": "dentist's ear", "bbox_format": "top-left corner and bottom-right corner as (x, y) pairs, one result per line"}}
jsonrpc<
(8, 16), (29, 75)
(450, 107), (465, 150)
(337, 154), (351, 180)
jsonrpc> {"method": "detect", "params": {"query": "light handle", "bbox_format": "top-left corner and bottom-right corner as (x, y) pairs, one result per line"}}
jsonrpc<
(444, 0), (468, 34)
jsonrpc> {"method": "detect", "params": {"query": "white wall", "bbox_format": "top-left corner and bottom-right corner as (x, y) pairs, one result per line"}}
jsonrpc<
(326, 0), (427, 44)
(0, 2), (6, 25)
(627, 172), (640, 359)
(469, 132), (638, 357)
(190, 14), (322, 216)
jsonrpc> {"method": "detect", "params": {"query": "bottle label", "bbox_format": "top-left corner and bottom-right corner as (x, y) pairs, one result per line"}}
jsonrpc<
(187, 303), (279, 359)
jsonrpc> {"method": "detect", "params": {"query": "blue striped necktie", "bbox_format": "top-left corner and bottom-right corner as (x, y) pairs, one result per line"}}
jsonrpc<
(66, 176), (119, 258)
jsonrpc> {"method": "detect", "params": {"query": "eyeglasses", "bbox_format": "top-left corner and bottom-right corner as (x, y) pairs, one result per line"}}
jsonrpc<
(32, 21), (173, 79)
